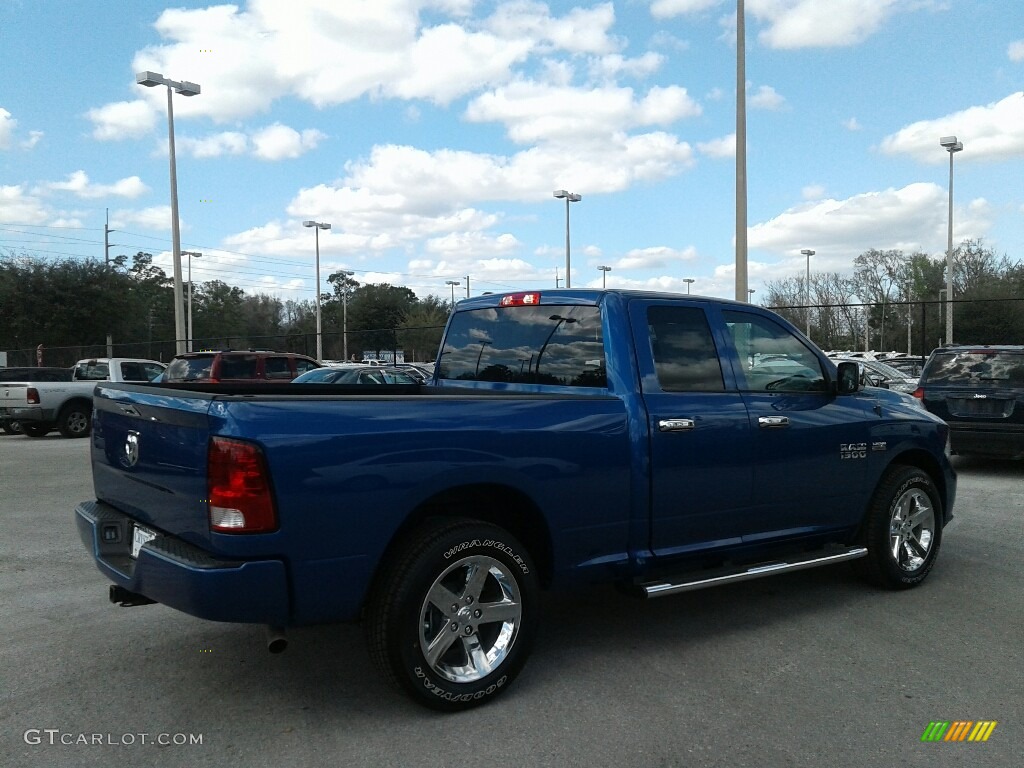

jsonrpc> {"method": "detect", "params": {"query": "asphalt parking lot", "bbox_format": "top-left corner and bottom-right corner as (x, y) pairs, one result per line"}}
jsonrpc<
(2, 434), (1021, 768)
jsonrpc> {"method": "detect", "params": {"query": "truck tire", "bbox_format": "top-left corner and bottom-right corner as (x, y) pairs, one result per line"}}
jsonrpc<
(22, 424), (51, 438)
(1, 420), (24, 435)
(365, 519), (538, 711)
(57, 402), (92, 438)
(855, 465), (942, 589)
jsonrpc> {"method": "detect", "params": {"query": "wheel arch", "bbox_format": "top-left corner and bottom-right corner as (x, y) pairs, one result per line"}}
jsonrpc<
(883, 449), (951, 524)
(368, 483), (555, 607)
(59, 396), (93, 416)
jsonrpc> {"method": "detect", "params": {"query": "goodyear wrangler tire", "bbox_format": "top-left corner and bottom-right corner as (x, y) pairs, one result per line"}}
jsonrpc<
(855, 465), (942, 589)
(365, 519), (538, 711)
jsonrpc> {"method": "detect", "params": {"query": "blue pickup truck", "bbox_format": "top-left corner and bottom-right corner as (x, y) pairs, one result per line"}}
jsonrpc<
(75, 289), (956, 710)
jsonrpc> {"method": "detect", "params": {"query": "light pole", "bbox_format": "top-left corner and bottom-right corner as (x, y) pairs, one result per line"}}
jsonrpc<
(182, 250), (202, 352)
(747, 288), (755, 301)
(938, 288), (947, 346)
(302, 220), (331, 360)
(683, 278), (694, 295)
(735, 0), (748, 301)
(940, 135), (963, 345)
(597, 265), (611, 289)
(136, 71), (200, 355)
(337, 269), (354, 361)
(801, 249), (815, 339)
(446, 280), (461, 310)
(553, 190), (581, 288)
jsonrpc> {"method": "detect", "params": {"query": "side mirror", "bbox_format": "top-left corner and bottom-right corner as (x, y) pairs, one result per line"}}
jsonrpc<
(836, 361), (861, 395)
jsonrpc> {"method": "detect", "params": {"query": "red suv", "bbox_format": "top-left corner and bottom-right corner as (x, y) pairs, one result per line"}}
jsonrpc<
(162, 350), (321, 383)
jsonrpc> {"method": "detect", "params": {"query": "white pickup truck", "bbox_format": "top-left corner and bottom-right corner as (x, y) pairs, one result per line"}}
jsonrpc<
(0, 358), (165, 438)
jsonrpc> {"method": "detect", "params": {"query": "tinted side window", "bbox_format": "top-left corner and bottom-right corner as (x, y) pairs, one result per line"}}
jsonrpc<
(438, 305), (605, 387)
(295, 358), (319, 375)
(165, 356), (214, 381)
(647, 306), (724, 392)
(264, 357), (293, 379)
(723, 310), (826, 393)
(74, 362), (110, 381)
(119, 362), (149, 381)
(219, 355), (258, 379)
(141, 363), (165, 381)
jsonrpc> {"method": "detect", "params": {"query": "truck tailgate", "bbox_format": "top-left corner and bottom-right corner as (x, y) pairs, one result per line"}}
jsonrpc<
(91, 383), (215, 550)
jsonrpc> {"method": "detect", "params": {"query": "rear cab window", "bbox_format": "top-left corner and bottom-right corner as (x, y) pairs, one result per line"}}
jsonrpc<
(921, 349), (1024, 387)
(438, 304), (606, 387)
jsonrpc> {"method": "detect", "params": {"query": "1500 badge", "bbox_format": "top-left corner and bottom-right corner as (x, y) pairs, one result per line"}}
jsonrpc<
(840, 442), (867, 459)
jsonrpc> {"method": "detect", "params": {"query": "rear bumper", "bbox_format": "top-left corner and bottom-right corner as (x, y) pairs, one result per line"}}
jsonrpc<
(950, 426), (1024, 459)
(1, 406), (53, 422)
(75, 500), (290, 624)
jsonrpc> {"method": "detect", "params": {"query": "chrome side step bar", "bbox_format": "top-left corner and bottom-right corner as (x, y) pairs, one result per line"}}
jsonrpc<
(640, 547), (868, 598)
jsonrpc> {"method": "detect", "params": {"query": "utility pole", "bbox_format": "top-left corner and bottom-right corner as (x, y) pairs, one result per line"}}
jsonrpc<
(464, 275), (470, 298)
(104, 208), (116, 266)
(555, 268), (562, 288)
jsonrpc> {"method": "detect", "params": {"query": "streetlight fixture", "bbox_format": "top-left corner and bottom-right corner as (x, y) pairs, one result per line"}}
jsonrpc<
(553, 190), (581, 288)
(181, 251), (202, 352)
(136, 70), (200, 354)
(302, 220), (331, 360)
(446, 280), (461, 310)
(801, 249), (815, 339)
(747, 288), (755, 301)
(535, 314), (577, 377)
(336, 269), (355, 361)
(597, 265), (611, 289)
(940, 135), (963, 345)
(683, 278), (695, 295)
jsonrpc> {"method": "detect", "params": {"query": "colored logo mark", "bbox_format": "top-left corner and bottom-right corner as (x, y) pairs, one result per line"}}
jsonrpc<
(921, 721), (997, 742)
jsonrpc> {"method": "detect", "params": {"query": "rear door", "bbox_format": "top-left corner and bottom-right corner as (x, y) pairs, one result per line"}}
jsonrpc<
(629, 299), (753, 556)
(718, 308), (870, 540)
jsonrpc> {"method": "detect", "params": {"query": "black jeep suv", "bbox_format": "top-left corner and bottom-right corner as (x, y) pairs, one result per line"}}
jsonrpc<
(914, 345), (1024, 459)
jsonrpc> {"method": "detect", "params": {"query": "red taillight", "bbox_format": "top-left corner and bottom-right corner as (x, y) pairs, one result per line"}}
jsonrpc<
(912, 387), (924, 399)
(27, 387), (40, 405)
(500, 292), (541, 307)
(207, 437), (277, 533)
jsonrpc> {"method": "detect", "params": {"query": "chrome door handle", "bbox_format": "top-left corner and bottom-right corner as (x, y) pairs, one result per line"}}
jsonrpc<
(758, 416), (790, 428)
(658, 418), (695, 432)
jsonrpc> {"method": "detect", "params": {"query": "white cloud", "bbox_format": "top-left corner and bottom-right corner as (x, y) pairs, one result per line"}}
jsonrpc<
(614, 245), (698, 270)
(465, 81), (700, 144)
(588, 52), (665, 81)
(802, 184), (826, 200)
(21, 130), (43, 149)
(697, 133), (735, 158)
(748, 183), (993, 264)
(0, 185), (48, 223)
(749, 0), (903, 49)
(749, 84), (785, 110)
(650, 0), (723, 18)
(251, 124), (326, 161)
(878, 92), (1024, 163)
(1009, 40), (1024, 62)
(0, 108), (15, 149)
(111, 206), (175, 231)
(45, 171), (149, 199)
(86, 99), (157, 140)
(178, 131), (248, 159)
(91, 1), (624, 126)
(843, 117), (862, 131)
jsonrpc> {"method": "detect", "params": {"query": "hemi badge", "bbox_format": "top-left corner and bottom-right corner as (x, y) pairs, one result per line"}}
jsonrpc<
(872, 441), (887, 452)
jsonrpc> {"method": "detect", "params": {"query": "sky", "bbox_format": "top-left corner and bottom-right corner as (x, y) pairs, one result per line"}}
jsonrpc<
(1, 0), (1023, 306)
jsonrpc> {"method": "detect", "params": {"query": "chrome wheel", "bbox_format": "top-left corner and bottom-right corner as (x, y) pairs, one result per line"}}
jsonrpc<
(418, 554), (523, 685)
(888, 487), (935, 572)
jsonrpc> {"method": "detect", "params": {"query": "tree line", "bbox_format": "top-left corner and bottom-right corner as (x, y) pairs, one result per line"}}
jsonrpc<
(763, 240), (1024, 354)
(0, 250), (451, 367)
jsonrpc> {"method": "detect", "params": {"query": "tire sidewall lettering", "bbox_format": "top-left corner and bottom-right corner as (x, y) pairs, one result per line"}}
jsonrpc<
(443, 538), (530, 575)
(413, 665), (507, 702)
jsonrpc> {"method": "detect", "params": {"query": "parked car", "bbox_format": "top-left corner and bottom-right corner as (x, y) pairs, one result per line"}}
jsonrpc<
(0, 358), (165, 438)
(292, 366), (418, 385)
(881, 356), (927, 378)
(162, 350), (320, 383)
(0, 367), (73, 434)
(913, 345), (1024, 459)
(831, 356), (918, 393)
